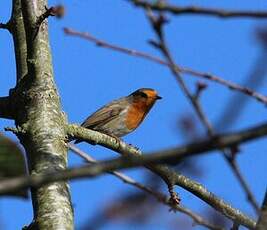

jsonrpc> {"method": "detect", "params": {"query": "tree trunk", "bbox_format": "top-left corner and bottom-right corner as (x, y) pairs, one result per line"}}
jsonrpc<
(8, 0), (74, 228)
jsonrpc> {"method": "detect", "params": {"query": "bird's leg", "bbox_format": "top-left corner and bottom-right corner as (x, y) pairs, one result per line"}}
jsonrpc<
(107, 133), (121, 146)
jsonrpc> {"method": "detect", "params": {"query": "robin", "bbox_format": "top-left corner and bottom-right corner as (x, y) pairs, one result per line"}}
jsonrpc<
(74, 88), (162, 144)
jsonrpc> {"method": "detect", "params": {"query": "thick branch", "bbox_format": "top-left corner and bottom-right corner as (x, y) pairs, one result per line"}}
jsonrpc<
(69, 144), (224, 230)
(0, 142), (255, 229)
(67, 124), (257, 228)
(8, 0), (74, 229)
(131, 0), (267, 19)
(10, 0), (28, 82)
(0, 22), (11, 31)
(68, 122), (267, 164)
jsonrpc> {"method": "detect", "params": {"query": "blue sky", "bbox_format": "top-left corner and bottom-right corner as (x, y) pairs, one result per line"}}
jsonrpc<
(1, 1), (267, 229)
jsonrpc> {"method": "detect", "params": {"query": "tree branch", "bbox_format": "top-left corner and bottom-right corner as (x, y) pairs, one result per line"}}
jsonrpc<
(10, 0), (28, 82)
(66, 124), (259, 228)
(0, 22), (11, 31)
(64, 27), (267, 106)
(68, 144), (224, 230)
(144, 9), (260, 215)
(0, 140), (255, 228)
(226, 155), (260, 213)
(67, 123), (267, 165)
(36, 5), (65, 28)
(131, 0), (267, 19)
(8, 0), (74, 228)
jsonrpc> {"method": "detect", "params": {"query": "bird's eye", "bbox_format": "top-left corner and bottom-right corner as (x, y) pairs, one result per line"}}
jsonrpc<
(131, 90), (149, 98)
(138, 92), (148, 98)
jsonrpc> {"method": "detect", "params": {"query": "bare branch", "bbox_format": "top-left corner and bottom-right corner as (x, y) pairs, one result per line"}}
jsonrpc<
(67, 122), (267, 165)
(131, 0), (267, 19)
(36, 5), (65, 28)
(226, 155), (260, 213)
(67, 124), (259, 228)
(0, 22), (11, 31)
(68, 144), (224, 230)
(64, 27), (267, 106)
(0, 133), (256, 228)
(144, 8), (261, 216)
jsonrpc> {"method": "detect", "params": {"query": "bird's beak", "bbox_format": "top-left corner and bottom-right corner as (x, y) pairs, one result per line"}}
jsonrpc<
(156, 95), (162, 100)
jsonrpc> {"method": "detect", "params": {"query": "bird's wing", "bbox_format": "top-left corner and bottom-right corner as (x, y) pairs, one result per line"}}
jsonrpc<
(81, 100), (125, 129)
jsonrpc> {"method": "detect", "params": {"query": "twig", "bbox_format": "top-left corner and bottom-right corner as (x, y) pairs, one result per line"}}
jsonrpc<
(226, 155), (260, 213)
(131, 0), (267, 19)
(33, 5), (64, 39)
(166, 182), (181, 206)
(67, 123), (267, 165)
(145, 10), (213, 133)
(36, 5), (65, 27)
(68, 144), (224, 230)
(0, 22), (11, 31)
(0, 149), (256, 228)
(145, 8), (260, 218)
(64, 27), (267, 106)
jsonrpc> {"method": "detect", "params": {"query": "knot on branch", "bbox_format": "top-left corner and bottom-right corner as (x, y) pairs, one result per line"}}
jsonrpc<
(193, 81), (208, 100)
(167, 183), (181, 208)
(146, 8), (168, 40)
(0, 21), (12, 33)
(36, 5), (65, 28)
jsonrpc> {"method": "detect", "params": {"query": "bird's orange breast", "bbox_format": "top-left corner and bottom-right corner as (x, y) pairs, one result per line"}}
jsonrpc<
(125, 102), (148, 130)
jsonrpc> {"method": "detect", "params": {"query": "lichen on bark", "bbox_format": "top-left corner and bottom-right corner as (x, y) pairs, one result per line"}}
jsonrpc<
(7, 0), (74, 229)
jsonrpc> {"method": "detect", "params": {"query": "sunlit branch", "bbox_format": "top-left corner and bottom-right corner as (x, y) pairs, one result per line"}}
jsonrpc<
(0, 132), (256, 228)
(68, 144), (224, 230)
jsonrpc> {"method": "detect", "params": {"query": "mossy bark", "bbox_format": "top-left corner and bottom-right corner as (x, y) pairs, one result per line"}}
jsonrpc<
(8, 0), (73, 229)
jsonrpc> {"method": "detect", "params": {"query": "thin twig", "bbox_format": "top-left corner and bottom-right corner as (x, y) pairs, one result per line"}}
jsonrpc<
(131, 0), (267, 19)
(64, 27), (267, 106)
(226, 155), (260, 213)
(36, 5), (64, 27)
(0, 22), (10, 31)
(145, 10), (213, 133)
(68, 144), (224, 230)
(145, 8), (260, 217)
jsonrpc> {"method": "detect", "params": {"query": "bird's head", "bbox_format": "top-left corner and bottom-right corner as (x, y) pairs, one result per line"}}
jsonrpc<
(129, 88), (162, 107)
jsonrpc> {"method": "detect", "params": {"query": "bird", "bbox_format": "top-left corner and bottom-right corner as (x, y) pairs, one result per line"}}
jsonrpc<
(74, 88), (162, 144)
